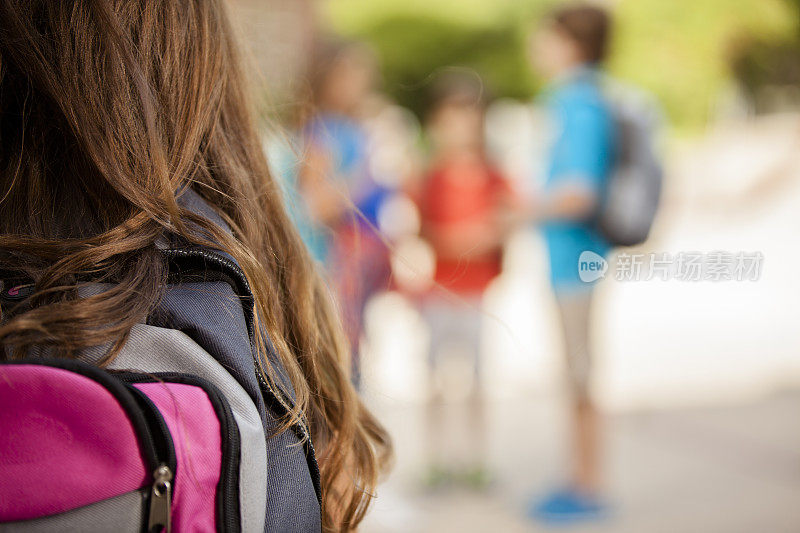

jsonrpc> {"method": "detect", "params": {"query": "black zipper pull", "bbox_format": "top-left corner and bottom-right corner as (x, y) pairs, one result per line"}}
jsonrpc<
(147, 464), (173, 533)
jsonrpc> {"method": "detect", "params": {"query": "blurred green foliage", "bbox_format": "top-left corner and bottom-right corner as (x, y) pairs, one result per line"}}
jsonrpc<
(609, 0), (798, 127)
(324, 0), (551, 118)
(325, 0), (799, 129)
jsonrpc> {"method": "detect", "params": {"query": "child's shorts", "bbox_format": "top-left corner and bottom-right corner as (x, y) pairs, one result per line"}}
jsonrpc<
(554, 290), (594, 401)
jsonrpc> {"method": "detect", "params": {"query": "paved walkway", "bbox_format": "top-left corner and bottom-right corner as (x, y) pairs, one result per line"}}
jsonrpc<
(362, 392), (800, 533)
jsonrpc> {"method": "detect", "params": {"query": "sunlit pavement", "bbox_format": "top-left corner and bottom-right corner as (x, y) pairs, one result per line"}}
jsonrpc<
(362, 393), (800, 533)
(358, 114), (800, 532)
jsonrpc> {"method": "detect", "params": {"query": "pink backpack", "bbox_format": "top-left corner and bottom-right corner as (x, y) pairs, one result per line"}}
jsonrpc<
(0, 358), (241, 532)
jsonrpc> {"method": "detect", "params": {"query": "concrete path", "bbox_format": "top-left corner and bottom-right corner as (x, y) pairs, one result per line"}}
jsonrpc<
(363, 393), (800, 533)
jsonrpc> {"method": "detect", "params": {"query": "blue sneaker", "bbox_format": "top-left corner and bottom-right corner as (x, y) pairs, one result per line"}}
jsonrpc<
(528, 487), (608, 526)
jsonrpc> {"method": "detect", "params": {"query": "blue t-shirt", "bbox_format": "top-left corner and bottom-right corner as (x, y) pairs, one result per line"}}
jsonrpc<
(273, 114), (392, 263)
(541, 68), (615, 292)
(269, 134), (331, 262)
(305, 114), (390, 227)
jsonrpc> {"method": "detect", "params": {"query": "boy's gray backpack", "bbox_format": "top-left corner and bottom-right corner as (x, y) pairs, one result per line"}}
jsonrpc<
(598, 80), (664, 247)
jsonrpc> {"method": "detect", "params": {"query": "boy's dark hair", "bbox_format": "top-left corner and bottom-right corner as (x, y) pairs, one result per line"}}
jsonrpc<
(550, 3), (612, 64)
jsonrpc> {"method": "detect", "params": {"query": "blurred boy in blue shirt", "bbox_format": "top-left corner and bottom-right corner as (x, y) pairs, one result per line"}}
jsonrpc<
(526, 3), (615, 525)
(542, 67), (615, 290)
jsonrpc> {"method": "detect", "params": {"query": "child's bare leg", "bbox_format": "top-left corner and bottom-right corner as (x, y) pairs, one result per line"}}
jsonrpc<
(556, 291), (599, 494)
(573, 395), (599, 494)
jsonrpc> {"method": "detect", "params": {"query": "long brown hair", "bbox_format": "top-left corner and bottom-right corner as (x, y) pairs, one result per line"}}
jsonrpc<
(0, 1), (391, 530)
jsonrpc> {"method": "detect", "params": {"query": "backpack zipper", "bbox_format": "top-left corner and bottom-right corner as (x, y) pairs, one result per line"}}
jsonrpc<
(119, 372), (242, 533)
(126, 385), (177, 533)
(148, 464), (173, 533)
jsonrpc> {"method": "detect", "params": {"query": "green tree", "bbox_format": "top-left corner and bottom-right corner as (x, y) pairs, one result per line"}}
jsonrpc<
(325, 0), (799, 128)
(609, 0), (798, 127)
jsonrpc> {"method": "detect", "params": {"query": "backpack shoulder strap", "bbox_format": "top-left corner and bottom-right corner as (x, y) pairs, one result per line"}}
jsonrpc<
(158, 247), (323, 506)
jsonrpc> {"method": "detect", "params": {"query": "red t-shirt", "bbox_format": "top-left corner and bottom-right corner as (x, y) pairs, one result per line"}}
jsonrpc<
(417, 154), (511, 295)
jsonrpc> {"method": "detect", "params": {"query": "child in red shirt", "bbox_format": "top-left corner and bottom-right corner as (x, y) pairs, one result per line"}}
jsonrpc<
(421, 155), (509, 295)
(413, 73), (515, 486)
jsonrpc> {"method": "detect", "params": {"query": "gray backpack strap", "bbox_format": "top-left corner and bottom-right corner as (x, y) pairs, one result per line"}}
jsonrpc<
(155, 256), (322, 532)
(160, 249), (322, 505)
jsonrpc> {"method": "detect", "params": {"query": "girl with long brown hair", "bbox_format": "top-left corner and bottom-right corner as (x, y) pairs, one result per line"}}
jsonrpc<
(0, 1), (391, 531)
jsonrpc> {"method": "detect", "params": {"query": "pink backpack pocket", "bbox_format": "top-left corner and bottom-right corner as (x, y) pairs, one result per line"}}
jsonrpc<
(0, 359), (241, 532)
